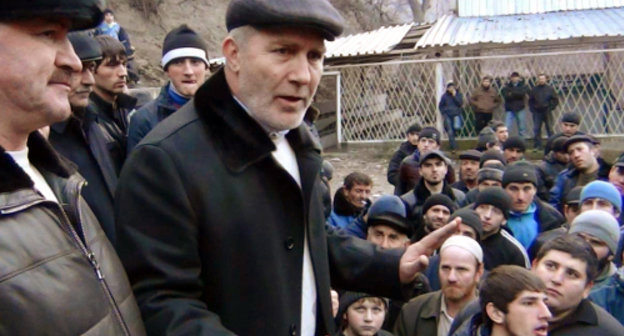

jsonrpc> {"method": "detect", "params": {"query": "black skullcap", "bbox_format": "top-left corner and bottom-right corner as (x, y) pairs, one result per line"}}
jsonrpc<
(0, 1), (103, 31)
(502, 163), (537, 187)
(422, 194), (457, 216)
(510, 71), (520, 77)
(450, 208), (483, 241)
(68, 32), (102, 62)
(563, 134), (594, 152)
(459, 149), (482, 161)
(161, 25), (208, 69)
(226, 0), (345, 41)
(474, 187), (511, 219)
(480, 149), (507, 168)
(551, 136), (569, 153)
(502, 136), (526, 152)
(419, 126), (441, 144)
(560, 112), (581, 125)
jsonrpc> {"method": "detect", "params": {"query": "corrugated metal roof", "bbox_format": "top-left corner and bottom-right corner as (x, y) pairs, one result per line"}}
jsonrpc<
(417, 7), (624, 49)
(458, 0), (624, 17)
(208, 23), (414, 66)
(324, 23), (413, 58)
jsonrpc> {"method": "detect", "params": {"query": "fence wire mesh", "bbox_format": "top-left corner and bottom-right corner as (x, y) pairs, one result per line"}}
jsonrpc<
(327, 49), (624, 143)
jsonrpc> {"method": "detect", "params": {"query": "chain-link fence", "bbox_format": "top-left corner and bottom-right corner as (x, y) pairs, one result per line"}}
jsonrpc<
(326, 48), (624, 143)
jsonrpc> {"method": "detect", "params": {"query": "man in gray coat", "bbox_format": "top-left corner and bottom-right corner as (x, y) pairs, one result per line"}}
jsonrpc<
(115, 0), (459, 335)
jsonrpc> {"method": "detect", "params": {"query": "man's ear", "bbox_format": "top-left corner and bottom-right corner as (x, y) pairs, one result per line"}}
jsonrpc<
(583, 280), (593, 298)
(485, 302), (505, 324)
(222, 37), (241, 73)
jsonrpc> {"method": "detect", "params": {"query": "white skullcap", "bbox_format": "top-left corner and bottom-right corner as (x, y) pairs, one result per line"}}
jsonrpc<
(440, 235), (483, 263)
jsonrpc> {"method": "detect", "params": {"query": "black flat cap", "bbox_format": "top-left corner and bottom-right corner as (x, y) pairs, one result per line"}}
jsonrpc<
(226, 0), (345, 41)
(419, 150), (451, 166)
(0, 1), (103, 31)
(68, 32), (102, 62)
(459, 149), (482, 161)
(563, 134), (594, 152)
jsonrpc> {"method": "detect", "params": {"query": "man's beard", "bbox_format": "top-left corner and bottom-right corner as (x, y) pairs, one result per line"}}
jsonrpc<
(598, 254), (612, 274)
(426, 179), (442, 186)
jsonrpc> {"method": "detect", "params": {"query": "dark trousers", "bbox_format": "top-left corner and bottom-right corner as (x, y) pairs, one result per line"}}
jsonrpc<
(475, 112), (492, 134)
(532, 111), (553, 148)
(443, 114), (461, 150)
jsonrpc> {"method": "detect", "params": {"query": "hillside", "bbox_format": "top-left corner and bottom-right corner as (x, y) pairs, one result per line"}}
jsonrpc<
(108, 0), (420, 85)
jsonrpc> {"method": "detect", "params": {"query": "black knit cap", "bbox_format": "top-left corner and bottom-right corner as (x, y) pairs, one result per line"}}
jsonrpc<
(419, 126), (441, 144)
(0, 1), (103, 31)
(422, 194), (457, 216)
(502, 136), (526, 152)
(474, 187), (511, 219)
(407, 123), (422, 135)
(335, 292), (387, 329)
(502, 163), (537, 187)
(480, 149), (507, 167)
(459, 149), (482, 161)
(450, 208), (483, 241)
(226, 0), (345, 41)
(161, 25), (208, 69)
(68, 32), (102, 62)
(561, 112), (581, 125)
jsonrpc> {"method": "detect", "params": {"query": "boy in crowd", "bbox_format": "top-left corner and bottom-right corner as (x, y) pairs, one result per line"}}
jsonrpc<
(337, 292), (392, 336)
(544, 112), (583, 155)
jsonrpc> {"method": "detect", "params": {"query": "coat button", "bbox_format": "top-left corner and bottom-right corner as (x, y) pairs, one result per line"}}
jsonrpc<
(289, 324), (297, 336)
(285, 237), (295, 250)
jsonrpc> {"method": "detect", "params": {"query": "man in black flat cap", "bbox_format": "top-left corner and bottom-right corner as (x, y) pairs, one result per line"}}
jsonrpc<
(49, 32), (120, 244)
(0, 2), (144, 334)
(115, 0), (460, 335)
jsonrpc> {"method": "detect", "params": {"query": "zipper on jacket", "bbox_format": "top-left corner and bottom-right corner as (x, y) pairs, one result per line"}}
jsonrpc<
(68, 177), (132, 336)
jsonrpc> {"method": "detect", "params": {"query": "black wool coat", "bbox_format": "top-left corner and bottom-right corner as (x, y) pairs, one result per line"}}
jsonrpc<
(115, 68), (404, 336)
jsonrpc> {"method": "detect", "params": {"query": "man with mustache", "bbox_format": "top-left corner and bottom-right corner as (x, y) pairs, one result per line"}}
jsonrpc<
(127, 24), (208, 151)
(115, 0), (460, 334)
(49, 33), (120, 243)
(88, 34), (136, 172)
(0, 1), (144, 334)
(395, 235), (484, 336)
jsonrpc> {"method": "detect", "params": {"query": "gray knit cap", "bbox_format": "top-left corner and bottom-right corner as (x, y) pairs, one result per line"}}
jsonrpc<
(570, 209), (620, 255)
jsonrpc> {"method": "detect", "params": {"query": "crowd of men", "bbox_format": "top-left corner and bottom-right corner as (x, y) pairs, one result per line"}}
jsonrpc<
(2, 0), (624, 335)
(440, 71), (560, 153)
(328, 108), (624, 334)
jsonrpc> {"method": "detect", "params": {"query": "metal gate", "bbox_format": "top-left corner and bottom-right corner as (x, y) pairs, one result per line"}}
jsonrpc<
(326, 48), (624, 143)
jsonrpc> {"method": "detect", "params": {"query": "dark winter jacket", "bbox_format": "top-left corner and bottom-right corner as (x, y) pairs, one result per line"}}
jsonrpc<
(589, 268), (624, 326)
(529, 84), (559, 113)
(49, 109), (118, 243)
(393, 291), (443, 336)
(549, 299), (624, 335)
(481, 228), (530, 270)
(115, 68), (406, 336)
(439, 90), (464, 117)
(539, 152), (568, 190)
(549, 161), (609, 211)
(501, 80), (529, 112)
(127, 83), (178, 152)
(87, 92), (136, 174)
(450, 312), (490, 336)
(0, 132), (145, 335)
(387, 142), (418, 189)
(469, 86), (502, 114)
